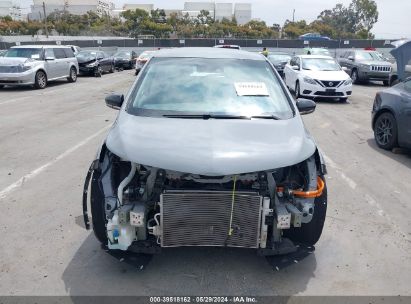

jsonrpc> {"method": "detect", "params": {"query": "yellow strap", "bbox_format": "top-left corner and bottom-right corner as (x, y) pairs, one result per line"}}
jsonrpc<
(228, 175), (237, 236)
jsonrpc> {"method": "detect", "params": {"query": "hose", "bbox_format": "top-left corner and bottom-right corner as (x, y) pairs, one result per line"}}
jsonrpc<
(277, 176), (325, 198)
(117, 162), (137, 206)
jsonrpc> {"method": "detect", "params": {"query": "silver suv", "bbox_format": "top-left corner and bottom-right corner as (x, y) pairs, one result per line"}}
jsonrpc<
(0, 45), (79, 89)
(338, 50), (392, 85)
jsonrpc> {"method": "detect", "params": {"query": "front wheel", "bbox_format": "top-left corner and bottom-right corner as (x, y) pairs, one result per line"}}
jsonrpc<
(351, 69), (359, 84)
(109, 64), (115, 73)
(283, 176), (327, 246)
(34, 70), (47, 89)
(374, 112), (398, 150)
(339, 97), (348, 103)
(295, 81), (301, 98)
(95, 66), (102, 77)
(67, 66), (77, 83)
(383, 80), (389, 86)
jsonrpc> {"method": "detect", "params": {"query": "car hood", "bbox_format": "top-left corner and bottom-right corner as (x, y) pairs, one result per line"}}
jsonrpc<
(105, 113), (317, 176)
(359, 60), (391, 66)
(301, 70), (349, 81)
(0, 57), (33, 65)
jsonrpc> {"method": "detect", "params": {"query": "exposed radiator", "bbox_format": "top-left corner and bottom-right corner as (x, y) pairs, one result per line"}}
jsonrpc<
(160, 191), (262, 248)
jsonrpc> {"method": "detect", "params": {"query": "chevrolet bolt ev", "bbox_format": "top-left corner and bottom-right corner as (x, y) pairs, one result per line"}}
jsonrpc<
(0, 45), (78, 89)
(83, 48), (328, 257)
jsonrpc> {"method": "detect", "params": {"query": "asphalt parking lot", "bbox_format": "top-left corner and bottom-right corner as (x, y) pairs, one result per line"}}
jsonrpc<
(0, 71), (410, 296)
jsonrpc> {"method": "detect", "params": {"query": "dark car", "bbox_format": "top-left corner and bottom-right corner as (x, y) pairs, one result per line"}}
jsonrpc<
(298, 33), (331, 41)
(114, 50), (137, 70)
(267, 52), (292, 76)
(76, 50), (114, 77)
(372, 78), (411, 150)
(338, 50), (392, 85)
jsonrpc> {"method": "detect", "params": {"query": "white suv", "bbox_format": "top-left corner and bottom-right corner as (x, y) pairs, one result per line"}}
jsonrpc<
(284, 55), (353, 102)
(0, 45), (79, 89)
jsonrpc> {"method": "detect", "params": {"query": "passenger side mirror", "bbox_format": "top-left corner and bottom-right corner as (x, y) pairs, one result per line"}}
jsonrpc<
(348, 56), (354, 61)
(105, 94), (124, 110)
(296, 98), (316, 115)
(292, 65), (299, 70)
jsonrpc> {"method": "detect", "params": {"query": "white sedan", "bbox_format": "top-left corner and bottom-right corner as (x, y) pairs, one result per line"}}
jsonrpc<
(284, 55), (353, 102)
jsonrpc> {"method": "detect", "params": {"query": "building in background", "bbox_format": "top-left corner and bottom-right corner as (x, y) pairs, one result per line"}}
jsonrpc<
(234, 3), (251, 25)
(28, 0), (114, 20)
(184, 2), (214, 12)
(215, 2), (232, 21)
(0, 0), (23, 20)
(122, 3), (153, 13)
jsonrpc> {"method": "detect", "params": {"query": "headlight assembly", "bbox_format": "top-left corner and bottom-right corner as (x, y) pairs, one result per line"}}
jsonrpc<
(303, 76), (317, 85)
(343, 78), (353, 86)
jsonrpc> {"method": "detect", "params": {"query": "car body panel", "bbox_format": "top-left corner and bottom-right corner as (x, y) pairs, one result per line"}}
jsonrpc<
(106, 113), (316, 176)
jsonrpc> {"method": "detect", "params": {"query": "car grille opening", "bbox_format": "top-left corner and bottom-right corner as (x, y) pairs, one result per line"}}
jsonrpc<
(160, 191), (262, 248)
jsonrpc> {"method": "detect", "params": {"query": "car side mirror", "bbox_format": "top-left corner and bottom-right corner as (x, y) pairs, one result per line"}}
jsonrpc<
(348, 56), (354, 61)
(105, 94), (124, 110)
(296, 98), (316, 115)
(45, 56), (55, 61)
(292, 65), (299, 70)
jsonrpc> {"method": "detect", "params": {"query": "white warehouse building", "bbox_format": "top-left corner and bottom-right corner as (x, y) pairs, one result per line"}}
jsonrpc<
(234, 3), (251, 25)
(215, 2), (232, 21)
(28, 0), (114, 20)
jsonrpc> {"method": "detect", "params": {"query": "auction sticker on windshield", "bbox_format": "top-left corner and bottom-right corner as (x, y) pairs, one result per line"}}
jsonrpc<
(234, 82), (269, 96)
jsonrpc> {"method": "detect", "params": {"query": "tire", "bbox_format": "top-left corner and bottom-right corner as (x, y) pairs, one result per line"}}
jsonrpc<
(339, 97), (348, 103)
(383, 80), (389, 86)
(95, 66), (102, 77)
(390, 78), (399, 86)
(283, 176), (327, 246)
(109, 64), (114, 73)
(34, 70), (47, 89)
(374, 112), (398, 150)
(67, 66), (77, 83)
(295, 81), (301, 98)
(90, 170), (108, 244)
(351, 69), (359, 84)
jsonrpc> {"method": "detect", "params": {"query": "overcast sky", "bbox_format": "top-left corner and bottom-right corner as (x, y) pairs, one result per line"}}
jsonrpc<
(19, 0), (410, 39)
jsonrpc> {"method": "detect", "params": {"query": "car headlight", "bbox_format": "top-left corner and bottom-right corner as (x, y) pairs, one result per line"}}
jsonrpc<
(20, 64), (33, 72)
(303, 76), (317, 85)
(359, 64), (369, 69)
(343, 78), (352, 86)
(87, 62), (97, 68)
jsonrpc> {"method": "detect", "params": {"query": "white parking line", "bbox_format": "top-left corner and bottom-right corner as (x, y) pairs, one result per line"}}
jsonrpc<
(0, 125), (110, 200)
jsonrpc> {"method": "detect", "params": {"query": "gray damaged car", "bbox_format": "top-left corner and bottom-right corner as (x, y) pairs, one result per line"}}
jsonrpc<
(83, 48), (328, 257)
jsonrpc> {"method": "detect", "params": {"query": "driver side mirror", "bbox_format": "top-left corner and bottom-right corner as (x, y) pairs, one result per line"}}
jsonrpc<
(348, 56), (354, 61)
(105, 94), (124, 110)
(292, 65), (299, 70)
(296, 98), (316, 115)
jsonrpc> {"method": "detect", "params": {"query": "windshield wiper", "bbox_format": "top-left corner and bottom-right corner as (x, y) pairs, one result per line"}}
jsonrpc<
(163, 114), (251, 120)
(250, 115), (281, 120)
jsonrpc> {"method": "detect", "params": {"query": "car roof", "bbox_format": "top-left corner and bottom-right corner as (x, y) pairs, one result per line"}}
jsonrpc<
(152, 47), (265, 61)
(299, 55), (334, 59)
(11, 45), (71, 49)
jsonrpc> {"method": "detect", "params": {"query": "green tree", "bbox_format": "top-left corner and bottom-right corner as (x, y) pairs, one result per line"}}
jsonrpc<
(121, 9), (150, 37)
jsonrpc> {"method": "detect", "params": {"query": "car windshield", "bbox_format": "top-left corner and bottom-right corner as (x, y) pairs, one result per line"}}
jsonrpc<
(302, 58), (341, 71)
(77, 51), (97, 60)
(268, 54), (291, 62)
(127, 57), (293, 119)
(356, 51), (383, 61)
(5, 48), (42, 60)
(115, 51), (130, 57)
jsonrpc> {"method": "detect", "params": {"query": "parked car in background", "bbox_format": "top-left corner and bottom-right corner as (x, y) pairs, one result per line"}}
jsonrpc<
(372, 78), (411, 150)
(0, 50), (7, 57)
(284, 55), (352, 102)
(83, 48), (328, 257)
(135, 51), (155, 75)
(267, 52), (292, 76)
(114, 50), (137, 70)
(389, 61), (411, 86)
(305, 48), (332, 57)
(0, 45), (78, 89)
(213, 44), (241, 50)
(76, 50), (114, 77)
(67, 45), (81, 56)
(338, 50), (391, 85)
(299, 33), (331, 41)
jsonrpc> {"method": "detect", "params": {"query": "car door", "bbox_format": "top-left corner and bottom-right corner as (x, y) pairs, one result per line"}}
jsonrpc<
(100, 52), (112, 72)
(44, 48), (58, 79)
(53, 48), (69, 78)
(399, 79), (411, 147)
